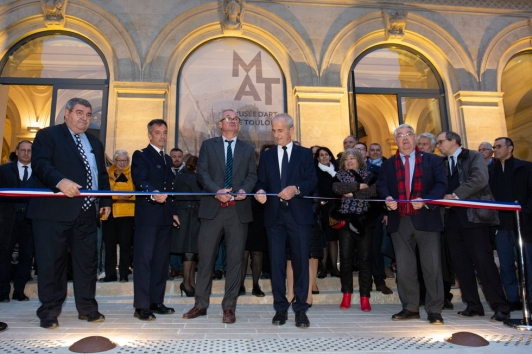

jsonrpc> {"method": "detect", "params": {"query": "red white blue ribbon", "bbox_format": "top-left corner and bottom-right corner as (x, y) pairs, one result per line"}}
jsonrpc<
(0, 188), (521, 211)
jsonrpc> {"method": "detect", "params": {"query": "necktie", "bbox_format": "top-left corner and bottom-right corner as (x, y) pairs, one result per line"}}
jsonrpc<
(280, 146), (289, 189)
(22, 166), (28, 182)
(74, 134), (93, 211)
(449, 156), (455, 176)
(225, 140), (233, 189)
(404, 155), (411, 199)
(159, 151), (166, 164)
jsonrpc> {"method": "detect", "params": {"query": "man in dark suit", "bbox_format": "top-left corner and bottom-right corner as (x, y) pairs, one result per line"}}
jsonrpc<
(131, 119), (179, 321)
(27, 98), (111, 329)
(437, 131), (510, 322)
(0, 141), (34, 302)
(255, 113), (317, 328)
(377, 124), (447, 325)
(183, 109), (257, 324)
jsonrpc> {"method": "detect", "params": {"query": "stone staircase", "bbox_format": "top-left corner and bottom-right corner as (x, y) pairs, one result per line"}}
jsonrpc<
(19, 275), (477, 306)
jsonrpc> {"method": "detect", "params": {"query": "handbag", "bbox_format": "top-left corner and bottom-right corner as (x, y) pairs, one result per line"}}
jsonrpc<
(467, 186), (499, 226)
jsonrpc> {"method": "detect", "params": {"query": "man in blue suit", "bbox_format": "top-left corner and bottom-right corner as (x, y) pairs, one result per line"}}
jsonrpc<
(255, 113), (317, 328)
(377, 124), (447, 325)
(131, 119), (179, 321)
(27, 98), (111, 329)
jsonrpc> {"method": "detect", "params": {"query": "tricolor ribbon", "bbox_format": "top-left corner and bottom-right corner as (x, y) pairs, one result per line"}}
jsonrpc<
(0, 188), (521, 211)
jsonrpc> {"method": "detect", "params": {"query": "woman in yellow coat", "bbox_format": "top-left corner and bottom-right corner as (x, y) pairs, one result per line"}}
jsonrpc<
(101, 150), (135, 282)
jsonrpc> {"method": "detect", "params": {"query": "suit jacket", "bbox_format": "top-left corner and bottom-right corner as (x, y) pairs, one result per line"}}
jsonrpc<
(196, 137), (257, 223)
(0, 161), (21, 250)
(376, 152), (447, 233)
(27, 123), (111, 222)
(255, 144), (317, 227)
(131, 144), (176, 226)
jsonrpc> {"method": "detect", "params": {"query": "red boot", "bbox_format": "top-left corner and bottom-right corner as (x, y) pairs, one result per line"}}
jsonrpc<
(360, 296), (371, 312)
(340, 293), (351, 309)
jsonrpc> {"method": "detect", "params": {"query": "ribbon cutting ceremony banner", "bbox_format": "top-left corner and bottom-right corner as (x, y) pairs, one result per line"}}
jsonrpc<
(0, 188), (521, 212)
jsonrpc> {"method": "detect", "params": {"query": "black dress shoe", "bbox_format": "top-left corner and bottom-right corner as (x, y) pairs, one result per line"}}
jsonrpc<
(295, 311), (310, 328)
(317, 269), (327, 279)
(212, 269), (223, 280)
(428, 313), (444, 325)
(252, 286), (265, 297)
(99, 275), (117, 283)
(443, 298), (454, 310)
(238, 286), (246, 296)
(457, 308), (485, 317)
(134, 308), (156, 321)
(0, 294), (10, 303)
(490, 311), (510, 322)
(312, 286), (319, 295)
(272, 311), (287, 325)
(119, 276), (128, 283)
(78, 311), (105, 322)
(149, 303), (175, 314)
(0, 321), (7, 332)
(392, 309), (420, 321)
(12, 292), (29, 301)
(40, 317), (59, 329)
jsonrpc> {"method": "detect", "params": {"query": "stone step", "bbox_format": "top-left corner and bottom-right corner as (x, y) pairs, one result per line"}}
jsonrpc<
(16, 275), (481, 306)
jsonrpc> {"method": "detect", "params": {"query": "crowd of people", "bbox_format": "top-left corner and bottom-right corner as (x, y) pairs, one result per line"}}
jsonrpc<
(0, 98), (530, 332)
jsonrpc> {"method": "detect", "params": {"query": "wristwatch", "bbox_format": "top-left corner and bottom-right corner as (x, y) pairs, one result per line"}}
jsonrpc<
(295, 186), (300, 195)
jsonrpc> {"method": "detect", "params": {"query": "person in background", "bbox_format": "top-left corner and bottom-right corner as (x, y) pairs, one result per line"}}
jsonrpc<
(169, 147), (185, 279)
(172, 155), (202, 298)
(0, 141), (35, 302)
(314, 147), (340, 278)
(417, 133), (437, 154)
(101, 150), (135, 283)
(478, 142), (494, 165)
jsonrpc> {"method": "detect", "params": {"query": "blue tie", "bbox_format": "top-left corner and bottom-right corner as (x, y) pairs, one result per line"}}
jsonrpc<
(22, 166), (28, 182)
(225, 140), (233, 189)
(280, 146), (289, 189)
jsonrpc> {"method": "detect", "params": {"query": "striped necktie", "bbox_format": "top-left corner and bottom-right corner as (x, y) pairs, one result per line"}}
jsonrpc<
(225, 140), (233, 189)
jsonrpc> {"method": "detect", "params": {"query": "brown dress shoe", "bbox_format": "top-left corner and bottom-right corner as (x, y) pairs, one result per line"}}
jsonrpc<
(183, 306), (207, 319)
(222, 309), (235, 324)
(376, 284), (393, 295)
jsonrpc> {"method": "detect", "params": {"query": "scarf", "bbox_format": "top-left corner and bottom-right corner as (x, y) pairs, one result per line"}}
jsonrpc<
(394, 147), (424, 217)
(336, 169), (372, 215)
(318, 162), (336, 177)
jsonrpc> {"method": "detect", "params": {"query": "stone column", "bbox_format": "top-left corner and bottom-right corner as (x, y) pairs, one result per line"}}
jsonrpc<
(454, 91), (506, 149)
(107, 82), (170, 157)
(294, 86), (347, 155)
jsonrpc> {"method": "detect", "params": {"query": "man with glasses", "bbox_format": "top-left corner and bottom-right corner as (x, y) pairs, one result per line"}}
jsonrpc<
(489, 137), (532, 312)
(183, 109), (257, 324)
(436, 131), (510, 322)
(27, 97), (111, 329)
(377, 124), (447, 325)
(478, 142), (494, 165)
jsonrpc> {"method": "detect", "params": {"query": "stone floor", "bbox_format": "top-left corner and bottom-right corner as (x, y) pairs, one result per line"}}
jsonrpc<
(0, 294), (530, 353)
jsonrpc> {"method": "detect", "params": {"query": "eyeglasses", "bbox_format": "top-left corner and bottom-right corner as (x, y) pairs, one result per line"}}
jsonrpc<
(70, 110), (92, 119)
(478, 148), (491, 152)
(397, 133), (414, 139)
(493, 145), (505, 150)
(220, 117), (241, 123)
(115, 159), (129, 163)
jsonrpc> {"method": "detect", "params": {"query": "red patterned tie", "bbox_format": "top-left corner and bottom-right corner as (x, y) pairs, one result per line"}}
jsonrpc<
(404, 155), (411, 199)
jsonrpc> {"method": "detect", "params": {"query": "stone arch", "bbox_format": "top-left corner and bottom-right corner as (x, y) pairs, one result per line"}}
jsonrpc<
(144, 3), (318, 93)
(321, 12), (476, 92)
(480, 19), (532, 92)
(0, 0), (140, 81)
(321, 11), (476, 135)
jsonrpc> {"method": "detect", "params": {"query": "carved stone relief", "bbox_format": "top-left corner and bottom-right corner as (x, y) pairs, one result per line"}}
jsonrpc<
(382, 9), (408, 41)
(41, 0), (69, 27)
(220, 0), (245, 33)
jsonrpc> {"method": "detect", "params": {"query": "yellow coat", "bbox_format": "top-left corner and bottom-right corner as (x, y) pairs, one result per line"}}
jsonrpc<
(108, 164), (135, 218)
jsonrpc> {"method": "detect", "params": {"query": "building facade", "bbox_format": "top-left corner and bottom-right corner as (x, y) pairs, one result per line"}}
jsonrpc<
(1, 0), (531, 161)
